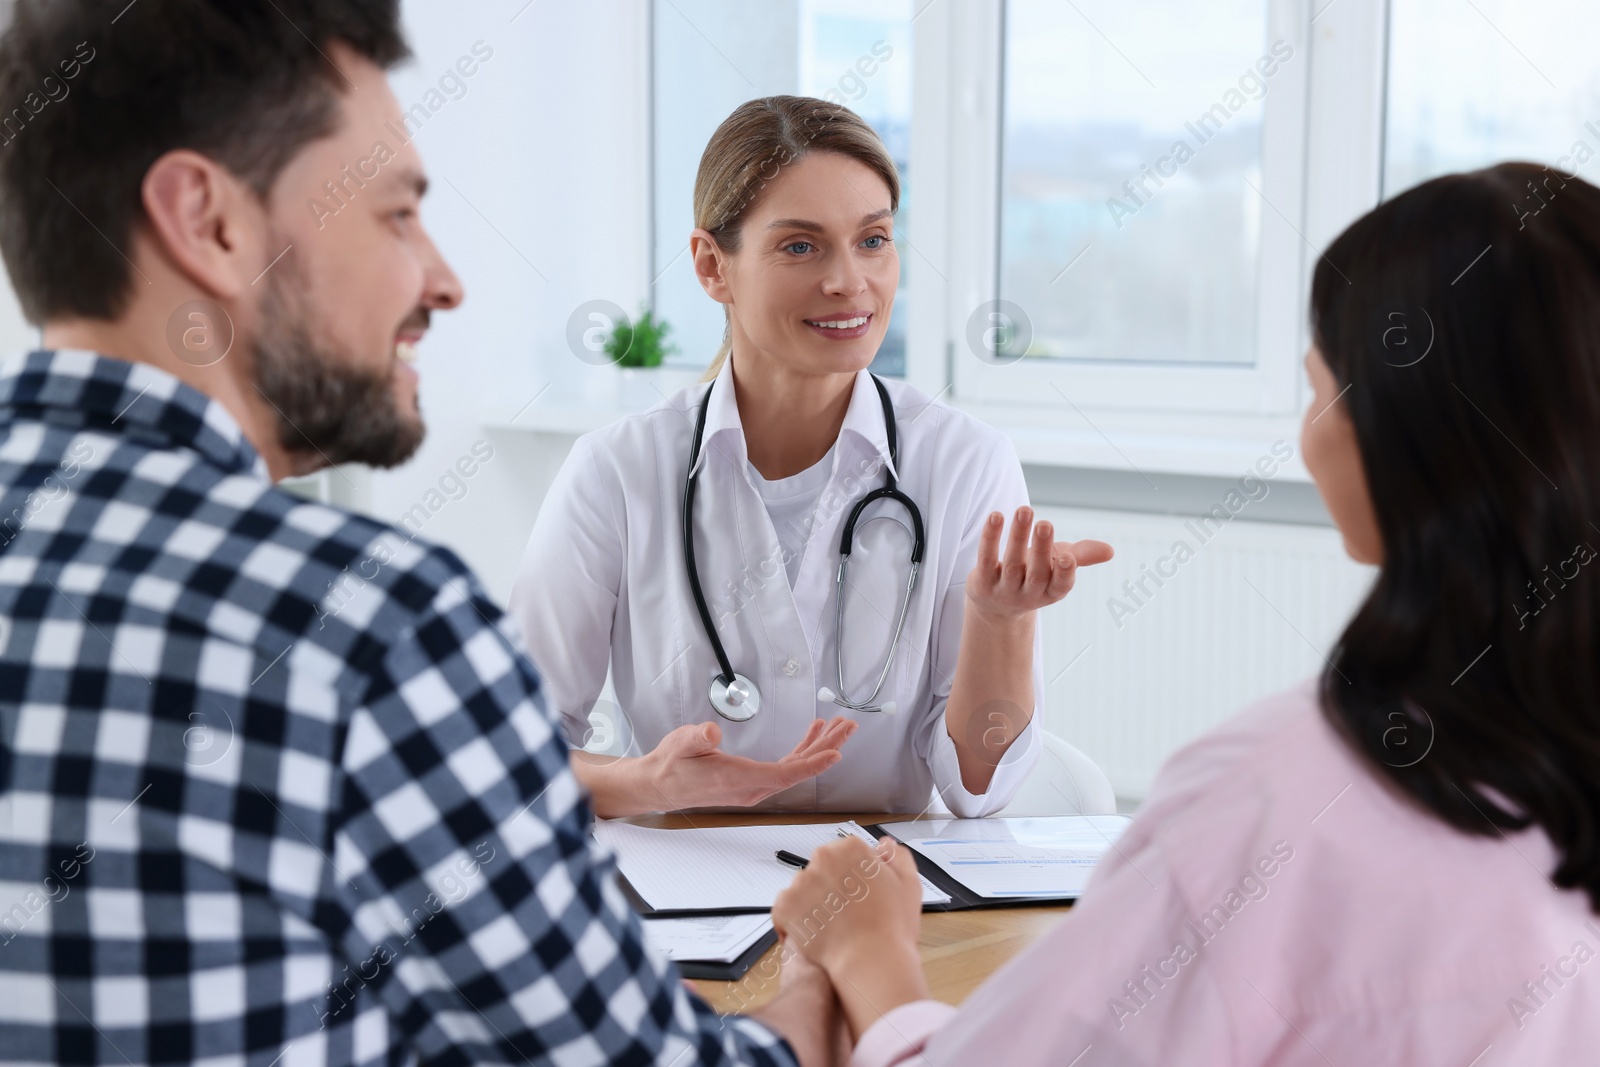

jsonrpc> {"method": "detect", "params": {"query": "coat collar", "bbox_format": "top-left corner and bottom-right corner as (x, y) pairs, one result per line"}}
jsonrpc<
(687, 353), (900, 483)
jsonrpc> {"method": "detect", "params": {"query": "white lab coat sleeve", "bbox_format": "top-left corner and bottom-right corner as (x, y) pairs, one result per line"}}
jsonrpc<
(508, 432), (625, 749)
(920, 429), (1045, 818)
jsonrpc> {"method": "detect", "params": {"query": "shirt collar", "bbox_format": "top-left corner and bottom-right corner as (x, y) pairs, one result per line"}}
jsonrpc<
(686, 353), (900, 482)
(0, 349), (269, 480)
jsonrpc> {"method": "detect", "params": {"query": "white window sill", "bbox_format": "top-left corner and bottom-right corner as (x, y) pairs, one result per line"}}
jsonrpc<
(950, 400), (1312, 483)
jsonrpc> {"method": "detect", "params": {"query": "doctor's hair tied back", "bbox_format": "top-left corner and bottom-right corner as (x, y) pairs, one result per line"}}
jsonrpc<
(964, 299), (1032, 367)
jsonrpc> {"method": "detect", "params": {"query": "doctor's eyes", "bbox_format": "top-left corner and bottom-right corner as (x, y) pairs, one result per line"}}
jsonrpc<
(780, 235), (894, 256)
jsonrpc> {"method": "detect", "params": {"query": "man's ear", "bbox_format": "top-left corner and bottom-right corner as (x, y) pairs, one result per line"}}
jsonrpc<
(689, 228), (733, 306)
(140, 149), (262, 300)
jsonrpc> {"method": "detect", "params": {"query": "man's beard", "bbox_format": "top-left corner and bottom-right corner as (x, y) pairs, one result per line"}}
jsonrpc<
(253, 264), (425, 471)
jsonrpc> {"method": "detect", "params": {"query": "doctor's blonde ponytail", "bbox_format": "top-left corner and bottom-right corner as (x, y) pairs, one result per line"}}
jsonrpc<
(693, 96), (901, 382)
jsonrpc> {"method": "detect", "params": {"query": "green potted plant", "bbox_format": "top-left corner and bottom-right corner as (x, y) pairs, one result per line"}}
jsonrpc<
(605, 305), (675, 368)
(602, 305), (679, 409)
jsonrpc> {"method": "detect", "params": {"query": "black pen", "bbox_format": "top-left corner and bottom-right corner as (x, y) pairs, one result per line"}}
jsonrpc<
(777, 830), (856, 870)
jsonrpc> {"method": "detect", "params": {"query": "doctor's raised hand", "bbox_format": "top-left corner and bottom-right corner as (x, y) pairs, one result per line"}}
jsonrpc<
(969, 506), (1114, 619)
(942, 504), (1113, 795)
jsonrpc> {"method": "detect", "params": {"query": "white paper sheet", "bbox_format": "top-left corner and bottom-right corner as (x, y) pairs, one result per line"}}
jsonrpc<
(592, 819), (951, 912)
(640, 914), (774, 963)
(876, 815), (1133, 899)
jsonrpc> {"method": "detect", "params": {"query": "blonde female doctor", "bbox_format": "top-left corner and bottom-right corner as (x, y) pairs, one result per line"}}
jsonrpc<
(509, 96), (1111, 819)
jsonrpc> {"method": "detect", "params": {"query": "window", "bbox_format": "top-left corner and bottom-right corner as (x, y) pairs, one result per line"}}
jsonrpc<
(938, 0), (1310, 421)
(1384, 0), (1600, 197)
(998, 0), (1271, 367)
(651, 0), (914, 375)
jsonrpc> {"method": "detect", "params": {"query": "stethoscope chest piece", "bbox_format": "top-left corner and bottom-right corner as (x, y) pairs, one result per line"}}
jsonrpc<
(709, 672), (761, 722)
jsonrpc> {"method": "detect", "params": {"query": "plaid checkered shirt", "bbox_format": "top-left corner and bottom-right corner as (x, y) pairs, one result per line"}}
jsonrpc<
(0, 350), (797, 1067)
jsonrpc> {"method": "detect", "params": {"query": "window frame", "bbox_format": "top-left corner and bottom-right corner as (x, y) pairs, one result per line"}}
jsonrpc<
(902, 0), (1392, 476)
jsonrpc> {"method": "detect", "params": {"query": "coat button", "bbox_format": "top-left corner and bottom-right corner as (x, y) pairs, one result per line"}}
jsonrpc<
(782, 657), (800, 677)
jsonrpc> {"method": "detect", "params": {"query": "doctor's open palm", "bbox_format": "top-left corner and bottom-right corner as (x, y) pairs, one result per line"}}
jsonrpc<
(643, 715), (859, 811)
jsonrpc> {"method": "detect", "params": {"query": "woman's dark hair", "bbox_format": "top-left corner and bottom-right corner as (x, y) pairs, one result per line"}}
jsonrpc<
(1312, 161), (1600, 909)
(0, 0), (408, 324)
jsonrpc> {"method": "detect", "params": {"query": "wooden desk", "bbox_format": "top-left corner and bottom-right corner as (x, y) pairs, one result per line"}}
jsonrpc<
(624, 811), (1069, 1014)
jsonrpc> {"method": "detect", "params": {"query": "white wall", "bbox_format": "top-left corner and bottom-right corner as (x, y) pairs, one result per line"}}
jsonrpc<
(362, 0), (655, 603)
(1039, 505), (1372, 799)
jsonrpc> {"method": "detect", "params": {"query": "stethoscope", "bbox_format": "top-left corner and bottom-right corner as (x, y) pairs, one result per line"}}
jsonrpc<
(682, 372), (925, 722)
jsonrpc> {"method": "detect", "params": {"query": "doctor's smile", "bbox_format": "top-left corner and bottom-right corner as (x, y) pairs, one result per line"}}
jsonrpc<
(801, 309), (873, 340)
(513, 95), (1112, 818)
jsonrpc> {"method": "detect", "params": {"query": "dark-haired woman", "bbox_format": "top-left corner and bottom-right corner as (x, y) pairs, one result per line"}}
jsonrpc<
(771, 161), (1600, 1065)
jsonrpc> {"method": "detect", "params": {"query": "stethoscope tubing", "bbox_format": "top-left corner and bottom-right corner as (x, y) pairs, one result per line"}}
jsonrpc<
(683, 372), (925, 721)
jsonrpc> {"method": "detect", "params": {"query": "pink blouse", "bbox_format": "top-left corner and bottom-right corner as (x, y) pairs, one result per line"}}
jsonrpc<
(852, 678), (1600, 1066)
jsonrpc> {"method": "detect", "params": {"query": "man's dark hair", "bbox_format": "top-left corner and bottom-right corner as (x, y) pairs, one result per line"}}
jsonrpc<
(0, 0), (409, 324)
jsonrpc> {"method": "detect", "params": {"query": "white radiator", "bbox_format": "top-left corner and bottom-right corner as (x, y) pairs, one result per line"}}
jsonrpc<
(1035, 505), (1376, 801)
